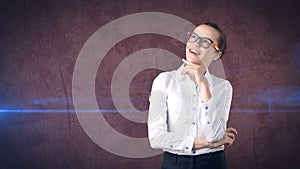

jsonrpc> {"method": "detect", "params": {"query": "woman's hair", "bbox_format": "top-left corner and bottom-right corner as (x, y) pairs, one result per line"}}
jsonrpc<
(202, 22), (227, 57)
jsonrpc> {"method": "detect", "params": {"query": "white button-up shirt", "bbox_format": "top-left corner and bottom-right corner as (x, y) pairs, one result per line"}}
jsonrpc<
(147, 64), (233, 155)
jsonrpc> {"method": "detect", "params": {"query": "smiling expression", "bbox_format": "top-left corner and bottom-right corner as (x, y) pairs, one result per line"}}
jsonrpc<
(185, 24), (221, 69)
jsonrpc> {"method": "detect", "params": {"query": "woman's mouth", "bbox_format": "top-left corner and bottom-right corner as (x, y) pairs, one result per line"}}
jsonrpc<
(189, 48), (200, 56)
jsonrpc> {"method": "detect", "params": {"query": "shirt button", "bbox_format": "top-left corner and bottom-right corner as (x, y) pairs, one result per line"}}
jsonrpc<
(207, 121), (210, 124)
(185, 146), (189, 150)
(193, 94), (196, 97)
(205, 106), (208, 110)
(170, 145), (173, 148)
(192, 150), (196, 154)
(192, 122), (195, 125)
(192, 107), (196, 110)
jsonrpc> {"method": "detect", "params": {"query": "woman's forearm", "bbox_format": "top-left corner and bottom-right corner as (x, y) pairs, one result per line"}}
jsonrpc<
(197, 78), (212, 103)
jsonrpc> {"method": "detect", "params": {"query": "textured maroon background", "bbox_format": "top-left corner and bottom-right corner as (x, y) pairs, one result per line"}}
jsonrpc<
(0, 0), (300, 169)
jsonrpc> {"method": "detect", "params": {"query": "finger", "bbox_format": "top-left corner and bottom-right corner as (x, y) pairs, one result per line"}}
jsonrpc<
(181, 58), (207, 70)
(185, 66), (200, 70)
(224, 138), (233, 146)
(230, 128), (238, 135)
(185, 64), (205, 73)
(182, 68), (188, 75)
(182, 66), (191, 75)
(182, 58), (192, 65)
(226, 132), (235, 139)
(227, 137), (234, 143)
(184, 59), (208, 72)
(226, 141), (233, 146)
(229, 133), (235, 142)
(183, 65), (201, 74)
(182, 58), (200, 67)
(226, 127), (238, 135)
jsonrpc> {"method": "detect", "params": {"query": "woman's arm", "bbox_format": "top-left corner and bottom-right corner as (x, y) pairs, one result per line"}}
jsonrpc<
(193, 127), (238, 150)
(148, 74), (194, 153)
(182, 58), (233, 142)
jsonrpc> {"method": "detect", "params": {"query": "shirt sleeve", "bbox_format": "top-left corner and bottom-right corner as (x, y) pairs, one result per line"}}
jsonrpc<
(147, 74), (194, 153)
(199, 80), (233, 142)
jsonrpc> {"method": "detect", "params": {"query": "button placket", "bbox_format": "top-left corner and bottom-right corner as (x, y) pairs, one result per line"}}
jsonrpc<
(192, 84), (198, 112)
(192, 84), (199, 136)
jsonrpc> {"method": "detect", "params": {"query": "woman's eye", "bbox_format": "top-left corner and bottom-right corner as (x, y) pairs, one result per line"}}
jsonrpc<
(191, 35), (197, 39)
(201, 39), (211, 46)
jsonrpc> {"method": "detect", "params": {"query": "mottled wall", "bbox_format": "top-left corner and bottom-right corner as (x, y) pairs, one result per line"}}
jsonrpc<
(0, 0), (300, 169)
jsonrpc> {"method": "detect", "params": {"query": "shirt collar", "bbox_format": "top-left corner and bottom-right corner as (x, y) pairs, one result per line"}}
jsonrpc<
(175, 63), (213, 86)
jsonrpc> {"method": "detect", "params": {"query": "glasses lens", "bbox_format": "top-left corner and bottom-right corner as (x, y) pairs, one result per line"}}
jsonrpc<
(200, 38), (212, 48)
(187, 32), (197, 43)
(187, 32), (214, 49)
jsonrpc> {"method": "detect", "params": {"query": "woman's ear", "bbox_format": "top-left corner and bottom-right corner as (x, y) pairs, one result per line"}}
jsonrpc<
(213, 52), (222, 61)
(217, 52), (222, 59)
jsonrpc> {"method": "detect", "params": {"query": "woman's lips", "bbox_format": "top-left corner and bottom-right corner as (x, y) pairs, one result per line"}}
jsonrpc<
(189, 48), (200, 56)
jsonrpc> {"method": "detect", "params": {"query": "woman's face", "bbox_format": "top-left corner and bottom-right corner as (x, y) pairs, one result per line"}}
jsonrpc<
(185, 25), (221, 69)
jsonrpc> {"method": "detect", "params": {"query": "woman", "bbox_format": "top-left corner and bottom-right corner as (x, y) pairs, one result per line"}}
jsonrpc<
(148, 22), (238, 169)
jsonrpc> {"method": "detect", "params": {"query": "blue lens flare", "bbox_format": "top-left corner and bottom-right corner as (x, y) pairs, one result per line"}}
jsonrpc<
(0, 109), (141, 113)
(0, 85), (299, 114)
(0, 109), (299, 114)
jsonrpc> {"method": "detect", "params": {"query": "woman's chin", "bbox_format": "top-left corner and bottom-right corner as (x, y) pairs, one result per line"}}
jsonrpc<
(186, 56), (201, 64)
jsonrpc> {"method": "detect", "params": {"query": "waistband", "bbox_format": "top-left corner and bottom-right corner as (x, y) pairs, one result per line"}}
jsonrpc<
(163, 150), (225, 163)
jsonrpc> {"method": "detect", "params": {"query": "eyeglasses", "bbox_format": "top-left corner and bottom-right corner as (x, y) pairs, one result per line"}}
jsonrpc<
(186, 32), (221, 53)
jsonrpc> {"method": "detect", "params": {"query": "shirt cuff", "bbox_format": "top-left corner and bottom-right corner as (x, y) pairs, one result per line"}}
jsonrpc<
(166, 135), (194, 153)
(182, 135), (194, 153)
